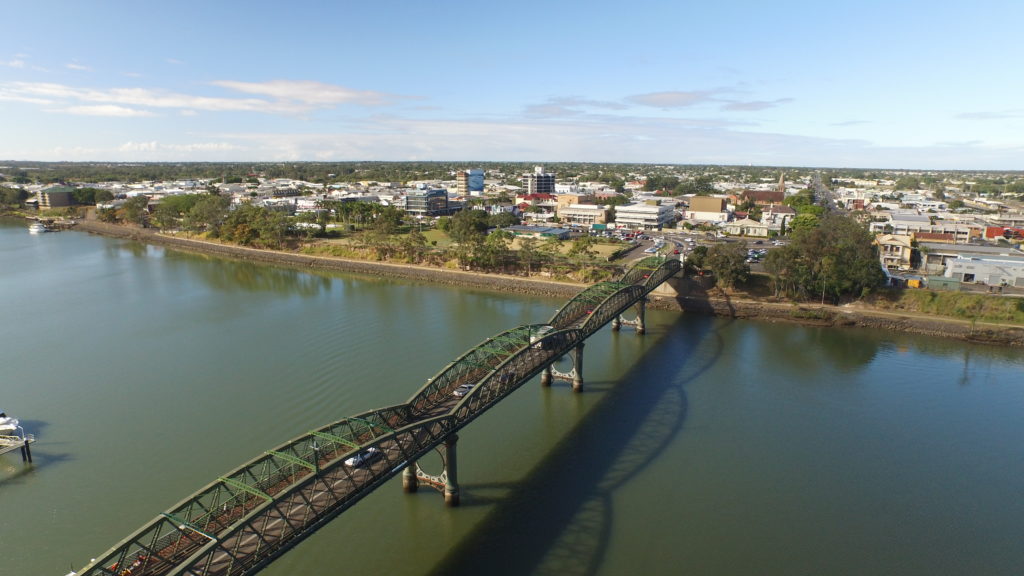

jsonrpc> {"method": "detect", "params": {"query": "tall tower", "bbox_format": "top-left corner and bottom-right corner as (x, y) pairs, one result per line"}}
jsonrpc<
(777, 172), (785, 194)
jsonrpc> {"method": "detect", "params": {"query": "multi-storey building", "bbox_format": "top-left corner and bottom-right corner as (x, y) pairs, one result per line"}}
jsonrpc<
(523, 166), (555, 196)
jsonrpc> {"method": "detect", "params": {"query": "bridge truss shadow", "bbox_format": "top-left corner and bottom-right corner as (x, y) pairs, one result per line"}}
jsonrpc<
(427, 313), (731, 576)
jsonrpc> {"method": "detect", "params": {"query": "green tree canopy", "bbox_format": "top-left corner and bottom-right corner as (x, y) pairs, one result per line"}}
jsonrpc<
(706, 242), (750, 289)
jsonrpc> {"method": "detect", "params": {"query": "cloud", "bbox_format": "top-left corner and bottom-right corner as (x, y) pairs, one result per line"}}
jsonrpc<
(211, 79), (398, 107)
(119, 141), (159, 152)
(117, 140), (242, 154)
(525, 96), (629, 118)
(56, 105), (155, 117)
(0, 79), (406, 118)
(166, 58), (184, 65)
(720, 98), (793, 111)
(627, 90), (717, 108)
(65, 62), (91, 71)
(956, 110), (1023, 120)
(831, 120), (870, 127)
(2, 58), (26, 68)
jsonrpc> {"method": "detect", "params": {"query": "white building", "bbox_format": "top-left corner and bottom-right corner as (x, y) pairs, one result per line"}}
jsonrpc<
(557, 204), (609, 226)
(614, 203), (675, 230)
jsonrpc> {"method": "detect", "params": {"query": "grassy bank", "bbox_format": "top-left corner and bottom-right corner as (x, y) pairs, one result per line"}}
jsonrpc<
(866, 289), (1024, 324)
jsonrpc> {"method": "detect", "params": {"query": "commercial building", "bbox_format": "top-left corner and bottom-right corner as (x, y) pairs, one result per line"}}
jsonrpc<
(456, 169), (485, 196)
(557, 203), (609, 226)
(404, 188), (452, 217)
(615, 202), (675, 230)
(38, 185), (76, 209)
(685, 196), (730, 223)
(523, 166), (555, 196)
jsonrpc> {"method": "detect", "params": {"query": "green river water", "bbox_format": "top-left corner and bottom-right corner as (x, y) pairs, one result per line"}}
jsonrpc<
(1, 218), (1022, 575)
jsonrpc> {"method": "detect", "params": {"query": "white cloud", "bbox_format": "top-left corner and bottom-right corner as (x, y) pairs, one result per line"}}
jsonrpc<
(0, 79), (406, 117)
(57, 105), (155, 117)
(211, 79), (397, 107)
(119, 141), (159, 152)
(720, 98), (794, 111)
(66, 62), (91, 71)
(627, 91), (717, 108)
(2, 59), (26, 68)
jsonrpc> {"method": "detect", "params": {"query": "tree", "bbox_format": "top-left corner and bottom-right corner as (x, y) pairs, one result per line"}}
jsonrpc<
(779, 213), (886, 301)
(0, 186), (27, 207)
(122, 195), (150, 226)
(706, 242), (750, 289)
(567, 235), (597, 261)
(488, 211), (519, 228)
(518, 236), (540, 275)
(448, 208), (489, 244)
(185, 194), (230, 235)
(894, 176), (922, 190)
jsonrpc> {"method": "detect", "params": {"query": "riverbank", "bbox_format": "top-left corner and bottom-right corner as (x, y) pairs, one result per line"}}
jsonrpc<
(73, 219), (585, 299)
(73, 219), (1024, 346)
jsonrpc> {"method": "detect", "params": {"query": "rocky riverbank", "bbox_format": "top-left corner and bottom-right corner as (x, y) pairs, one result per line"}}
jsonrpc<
(73, 219), (1024, 346)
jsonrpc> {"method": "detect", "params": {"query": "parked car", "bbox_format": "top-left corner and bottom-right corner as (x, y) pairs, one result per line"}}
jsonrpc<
(453, 384), (475, 397)
(530, 325), (555, 350)
(344, 447), (382, 468)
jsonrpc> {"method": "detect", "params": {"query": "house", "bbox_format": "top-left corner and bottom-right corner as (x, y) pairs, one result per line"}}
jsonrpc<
(875, 234), (914, 271)
(722, 217), (769, 237)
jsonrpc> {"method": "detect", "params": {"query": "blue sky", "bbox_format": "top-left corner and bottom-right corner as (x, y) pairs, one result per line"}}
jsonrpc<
(2, 0), (1023, 169)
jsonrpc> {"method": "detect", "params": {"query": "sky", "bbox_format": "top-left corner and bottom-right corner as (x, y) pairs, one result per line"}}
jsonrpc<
(2, 0), (1023, 170)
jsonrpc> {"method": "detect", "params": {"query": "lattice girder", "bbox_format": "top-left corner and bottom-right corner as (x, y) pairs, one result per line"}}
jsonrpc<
(173, 415), (456, 576)
(406, 325), (534, 414)
(548, 282), (629, 328)
(452, 328), (584, 427)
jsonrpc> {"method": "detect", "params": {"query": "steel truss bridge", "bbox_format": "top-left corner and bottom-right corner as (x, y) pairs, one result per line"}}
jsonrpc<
(70, 256), (680, 576)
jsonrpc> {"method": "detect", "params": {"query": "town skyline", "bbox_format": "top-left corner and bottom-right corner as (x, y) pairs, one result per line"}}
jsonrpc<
(3, 1), (1023, 170)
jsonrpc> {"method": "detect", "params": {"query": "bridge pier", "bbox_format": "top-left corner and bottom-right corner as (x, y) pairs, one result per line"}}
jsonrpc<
(402, 463), (418, 493)
(547, 344), (586, 392)
(443, 435), (460, 507)
(572, 342), (584, 392)
(614, 299), (647, 335)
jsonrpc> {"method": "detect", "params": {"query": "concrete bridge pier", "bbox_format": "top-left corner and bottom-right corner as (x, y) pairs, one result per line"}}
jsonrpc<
(402, 462), (419, 493)
(443, 435), (460, 507)
(540, 365), (552, 387)
(571, 342), (585, 392)
(635, 300), (647, 335)
(612, 299), (647, 334)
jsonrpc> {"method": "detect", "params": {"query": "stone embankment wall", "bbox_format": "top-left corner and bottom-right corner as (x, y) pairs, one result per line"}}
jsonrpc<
(74, 220), (584, 299)
(648, 281), (1024, 347)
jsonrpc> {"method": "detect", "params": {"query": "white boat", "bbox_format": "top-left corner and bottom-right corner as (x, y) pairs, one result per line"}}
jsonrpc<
(28, 221), (48, 234)
(0, 410), (19, 434)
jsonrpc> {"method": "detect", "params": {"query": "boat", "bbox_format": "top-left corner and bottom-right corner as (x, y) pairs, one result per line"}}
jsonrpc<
(0, 410), (19, 434)
(28, 221), (48, 234)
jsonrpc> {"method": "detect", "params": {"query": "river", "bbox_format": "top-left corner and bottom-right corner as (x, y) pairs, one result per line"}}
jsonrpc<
(1, 217), (1022, 576)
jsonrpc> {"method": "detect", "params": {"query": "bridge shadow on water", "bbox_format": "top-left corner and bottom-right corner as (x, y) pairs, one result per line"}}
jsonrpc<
(427, 314), (732, 576)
